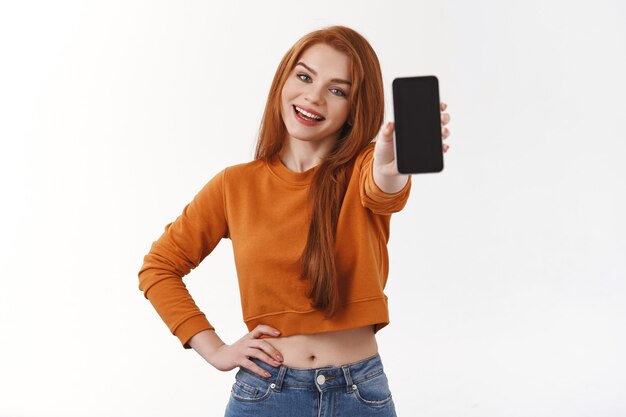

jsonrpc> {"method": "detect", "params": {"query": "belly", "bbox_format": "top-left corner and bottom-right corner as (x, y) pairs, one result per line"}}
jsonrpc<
(267, 325), (379, 368)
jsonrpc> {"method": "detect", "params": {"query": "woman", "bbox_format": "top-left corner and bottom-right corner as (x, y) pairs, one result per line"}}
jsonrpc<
(138, 25), (451, 416)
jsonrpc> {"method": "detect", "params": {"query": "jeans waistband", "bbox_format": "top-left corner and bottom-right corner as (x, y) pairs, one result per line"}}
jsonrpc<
(240, 352), (385, 393)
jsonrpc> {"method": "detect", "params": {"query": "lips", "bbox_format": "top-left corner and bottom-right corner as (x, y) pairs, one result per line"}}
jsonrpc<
(293, 106), (322, 126)
(294, 104), (325, 120)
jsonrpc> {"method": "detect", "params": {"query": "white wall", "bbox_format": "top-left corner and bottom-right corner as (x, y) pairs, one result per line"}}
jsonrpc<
(1, 1), (624, 416)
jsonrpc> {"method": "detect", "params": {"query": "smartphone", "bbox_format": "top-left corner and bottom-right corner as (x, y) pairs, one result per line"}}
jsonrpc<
(392, 75), (443, 174)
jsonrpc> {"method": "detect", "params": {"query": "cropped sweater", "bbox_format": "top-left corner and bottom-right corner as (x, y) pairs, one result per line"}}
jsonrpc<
(138, 142), (412, 349)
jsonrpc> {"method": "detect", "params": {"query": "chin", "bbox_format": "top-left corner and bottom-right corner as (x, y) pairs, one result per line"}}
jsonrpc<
(287, 133), (322, 143)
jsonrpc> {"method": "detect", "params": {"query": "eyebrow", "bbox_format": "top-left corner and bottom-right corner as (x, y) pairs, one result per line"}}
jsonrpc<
(295, 62), (352, 86)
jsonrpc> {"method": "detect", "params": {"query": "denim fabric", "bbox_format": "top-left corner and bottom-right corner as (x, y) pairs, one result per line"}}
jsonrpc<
(224, 352), (397, 416)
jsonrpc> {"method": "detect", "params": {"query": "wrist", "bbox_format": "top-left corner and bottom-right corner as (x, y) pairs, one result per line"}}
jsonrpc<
(188, 329), (226, 364)
(372, 168), (410, 194)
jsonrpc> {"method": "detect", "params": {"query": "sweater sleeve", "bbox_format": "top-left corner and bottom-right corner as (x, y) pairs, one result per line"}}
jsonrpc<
(358, 143), (412, 215)
(138, 168), (229, 349)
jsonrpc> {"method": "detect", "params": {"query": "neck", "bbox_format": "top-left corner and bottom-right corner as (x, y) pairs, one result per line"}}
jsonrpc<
(278, 135), (336, 173)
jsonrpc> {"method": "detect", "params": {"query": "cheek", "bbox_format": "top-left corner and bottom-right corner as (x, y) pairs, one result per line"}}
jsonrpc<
(281, 79), (296, 99)
(332, 104), (351, 124)
(280, 88), (290, 114)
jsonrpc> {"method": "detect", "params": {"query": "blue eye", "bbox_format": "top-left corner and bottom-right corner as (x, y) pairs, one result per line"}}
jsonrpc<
(296, 73), (348, 98)
(330, 88), (346, 97)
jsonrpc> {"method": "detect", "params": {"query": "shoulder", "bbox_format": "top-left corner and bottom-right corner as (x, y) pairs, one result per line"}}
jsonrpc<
(197, 158), (265, 193)
(221, 158), (266, 180)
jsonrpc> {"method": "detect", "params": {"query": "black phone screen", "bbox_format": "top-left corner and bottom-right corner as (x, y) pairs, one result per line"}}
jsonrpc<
(392, 75), (443, 174)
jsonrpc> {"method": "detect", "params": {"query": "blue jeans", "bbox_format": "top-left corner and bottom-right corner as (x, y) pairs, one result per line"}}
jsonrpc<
(224, 352), (397, 416)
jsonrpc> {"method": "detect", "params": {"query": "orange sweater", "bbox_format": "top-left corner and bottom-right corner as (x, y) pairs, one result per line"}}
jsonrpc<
(138, 143), (411, 349)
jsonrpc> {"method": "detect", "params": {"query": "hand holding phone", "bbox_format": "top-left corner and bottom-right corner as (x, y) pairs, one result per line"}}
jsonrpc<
(392, 75), (444, 174)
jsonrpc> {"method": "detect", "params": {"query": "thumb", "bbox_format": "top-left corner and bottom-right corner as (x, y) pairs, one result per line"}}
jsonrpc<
(374, 121), (396, 165)
(379, 121), (394, 143)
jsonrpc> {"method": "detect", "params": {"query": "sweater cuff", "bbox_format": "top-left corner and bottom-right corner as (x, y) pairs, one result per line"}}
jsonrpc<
(368, 167), (411, 197)
(360, 162), (412, 214)
(174, 314), (215, 349)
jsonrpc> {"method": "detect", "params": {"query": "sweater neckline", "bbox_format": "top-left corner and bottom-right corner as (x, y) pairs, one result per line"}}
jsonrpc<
(266, 154), (320, 186)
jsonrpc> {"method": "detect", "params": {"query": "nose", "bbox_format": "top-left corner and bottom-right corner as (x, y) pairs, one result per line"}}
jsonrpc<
(304, 84), (325, 105)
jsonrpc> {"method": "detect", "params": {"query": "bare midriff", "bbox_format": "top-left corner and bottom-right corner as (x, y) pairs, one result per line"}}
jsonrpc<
(265, 324), (379, 368)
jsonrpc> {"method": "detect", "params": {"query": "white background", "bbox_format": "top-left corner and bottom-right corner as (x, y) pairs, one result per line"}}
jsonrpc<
(1, 1), (625, 416)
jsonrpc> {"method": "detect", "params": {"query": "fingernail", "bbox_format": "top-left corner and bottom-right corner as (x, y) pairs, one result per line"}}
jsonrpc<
(273, 330), (280, 335)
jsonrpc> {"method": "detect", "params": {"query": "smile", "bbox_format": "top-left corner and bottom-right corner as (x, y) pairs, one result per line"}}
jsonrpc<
(293, 105), (325, 126)
(293, 105), (324, 121)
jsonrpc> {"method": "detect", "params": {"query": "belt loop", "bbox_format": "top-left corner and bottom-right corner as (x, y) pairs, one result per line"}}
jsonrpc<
(341, 365), (355, 393)
(273, 365), (287, 392)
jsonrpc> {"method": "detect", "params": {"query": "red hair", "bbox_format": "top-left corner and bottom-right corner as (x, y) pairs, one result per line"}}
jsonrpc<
(254, 25), (385, 318)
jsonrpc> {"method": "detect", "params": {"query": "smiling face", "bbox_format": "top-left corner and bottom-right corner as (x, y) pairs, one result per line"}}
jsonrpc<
(280, 43), (353, 148)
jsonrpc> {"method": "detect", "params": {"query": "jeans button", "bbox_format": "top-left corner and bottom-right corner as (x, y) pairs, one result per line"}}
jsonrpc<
(316, 374), (326, 384)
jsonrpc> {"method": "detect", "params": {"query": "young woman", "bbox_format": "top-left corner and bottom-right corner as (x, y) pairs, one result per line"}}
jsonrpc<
(138, 25), (451, 416)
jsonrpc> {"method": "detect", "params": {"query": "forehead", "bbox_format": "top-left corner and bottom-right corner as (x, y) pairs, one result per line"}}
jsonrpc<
(296, 43), (351, 78)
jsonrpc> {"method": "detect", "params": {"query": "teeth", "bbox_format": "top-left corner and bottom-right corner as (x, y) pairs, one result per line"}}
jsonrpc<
(295, 106), (322, 120)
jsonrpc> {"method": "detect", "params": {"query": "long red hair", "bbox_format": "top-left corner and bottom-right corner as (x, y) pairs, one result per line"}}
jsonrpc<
(254, 25), (385, 318)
